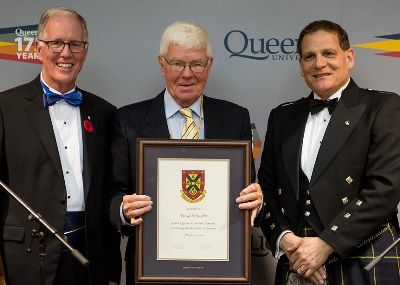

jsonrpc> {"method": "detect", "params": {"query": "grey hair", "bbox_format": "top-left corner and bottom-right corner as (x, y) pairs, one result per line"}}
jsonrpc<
(159, 21), (212, 58)
(37, 6), (88, 41)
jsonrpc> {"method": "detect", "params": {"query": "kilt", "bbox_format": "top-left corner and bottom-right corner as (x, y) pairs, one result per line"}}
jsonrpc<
(275, 223), (400, 285)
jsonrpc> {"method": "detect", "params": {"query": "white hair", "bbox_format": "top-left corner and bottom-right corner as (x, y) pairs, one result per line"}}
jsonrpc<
(159, 21), (212, 58)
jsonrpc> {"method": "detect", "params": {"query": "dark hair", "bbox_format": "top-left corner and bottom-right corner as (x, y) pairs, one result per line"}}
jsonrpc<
(297, 20), (350, 57)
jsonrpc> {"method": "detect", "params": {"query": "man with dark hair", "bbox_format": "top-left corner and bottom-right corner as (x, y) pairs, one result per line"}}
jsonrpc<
(259, 20), (400, 285)
(0, 7), (120, 285)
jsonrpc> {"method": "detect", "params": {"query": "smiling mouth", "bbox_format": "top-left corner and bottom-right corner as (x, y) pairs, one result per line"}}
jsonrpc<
(314, 73), (331, 79)
(57, 63), (73, 69)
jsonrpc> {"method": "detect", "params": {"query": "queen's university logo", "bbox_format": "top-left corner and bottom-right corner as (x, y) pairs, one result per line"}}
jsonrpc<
(181, 170), (206, 203)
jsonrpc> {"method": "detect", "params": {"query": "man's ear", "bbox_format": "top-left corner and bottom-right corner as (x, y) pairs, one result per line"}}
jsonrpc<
(299, 59), (304, 78)
(346, 48), (355, 70)
(158, 56), (166, 76)
(35, 40), (43, 61)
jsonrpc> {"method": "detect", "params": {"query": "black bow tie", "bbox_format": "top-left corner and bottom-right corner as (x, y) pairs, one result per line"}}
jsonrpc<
(309, 98), (338, 115)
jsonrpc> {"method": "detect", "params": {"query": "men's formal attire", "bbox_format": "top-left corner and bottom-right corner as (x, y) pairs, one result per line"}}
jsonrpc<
(258, 79), (400, 284)
(0, 76), (121, 284)
(107, 90), (252, 285)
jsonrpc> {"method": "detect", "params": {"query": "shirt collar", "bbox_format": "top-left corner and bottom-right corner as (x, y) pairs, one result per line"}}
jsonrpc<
(40, 72), (76, 95)
(164, 89), (202, 119)
(313, 78), (350, 101)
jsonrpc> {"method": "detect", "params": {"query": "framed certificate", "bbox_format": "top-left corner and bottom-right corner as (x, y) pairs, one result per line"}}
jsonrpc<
(135, 139), (251, 283)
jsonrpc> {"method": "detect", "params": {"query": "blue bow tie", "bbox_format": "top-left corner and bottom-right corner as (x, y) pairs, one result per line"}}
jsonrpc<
(41, 82), (83, 107)
(43, 90), (83, 107)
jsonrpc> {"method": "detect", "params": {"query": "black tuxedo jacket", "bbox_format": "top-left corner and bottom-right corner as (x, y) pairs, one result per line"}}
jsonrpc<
(258, 79), (400, 258)
(0, 76), (120, 284)
(106, 90), (252, 284)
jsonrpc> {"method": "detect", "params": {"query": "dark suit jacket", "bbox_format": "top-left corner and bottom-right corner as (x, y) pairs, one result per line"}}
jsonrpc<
(0, 76), (121, 284)
(258, 79), (400, 258)
(106, 90), (252, 284)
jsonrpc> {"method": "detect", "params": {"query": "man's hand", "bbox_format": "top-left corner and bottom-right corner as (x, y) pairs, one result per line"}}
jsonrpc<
(281, 234), (328, 284)
(288, 237), (333, 278)
(122, 193), (153, 225)
(236, 183), (263, 226)
(287, 266), (327, 285)
(308, 266), (327, 285)
(280, 232), (302, 259)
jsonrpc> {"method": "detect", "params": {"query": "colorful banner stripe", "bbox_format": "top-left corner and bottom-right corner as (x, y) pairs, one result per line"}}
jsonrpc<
(353, 33), (400, 58)
(0, 24), (41, 64)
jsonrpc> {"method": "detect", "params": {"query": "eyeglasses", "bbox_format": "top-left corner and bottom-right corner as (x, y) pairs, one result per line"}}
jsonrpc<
(38, 40), (88, 53)
(162, 57), (209, 73)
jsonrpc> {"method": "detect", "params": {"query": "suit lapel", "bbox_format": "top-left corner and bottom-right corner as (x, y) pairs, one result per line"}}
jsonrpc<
(143, 92), (170, 138)
(203, 96), (224, 139)
(310, 80), (365, 186)
(281, 98), (309, 199)
(24, 77), (64, 179)
(80, 93), (96, 199)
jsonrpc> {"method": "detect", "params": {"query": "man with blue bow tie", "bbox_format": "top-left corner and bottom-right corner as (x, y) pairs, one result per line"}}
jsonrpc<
(0, 6), (120, 285)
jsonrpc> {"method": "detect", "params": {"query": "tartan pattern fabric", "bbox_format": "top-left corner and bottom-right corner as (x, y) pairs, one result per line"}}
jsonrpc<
(275, 223), (400, 285)
(179, 108), (199, 139)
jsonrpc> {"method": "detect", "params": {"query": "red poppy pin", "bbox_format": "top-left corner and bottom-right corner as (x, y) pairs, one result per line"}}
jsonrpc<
(83, 117), (94, 133)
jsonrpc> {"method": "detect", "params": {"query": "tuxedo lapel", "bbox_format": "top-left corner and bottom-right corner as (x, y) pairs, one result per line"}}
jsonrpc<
(143, 92), (170, 138)
(80, 93), (96, 199)
(310, 80), (365, 186)
(281, 98), (309, 199)
(203, 96), (224, 139)
(23, 78), (64, 179)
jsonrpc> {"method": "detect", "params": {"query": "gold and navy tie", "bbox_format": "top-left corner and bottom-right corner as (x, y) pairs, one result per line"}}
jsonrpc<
(179, 108), (199, 139)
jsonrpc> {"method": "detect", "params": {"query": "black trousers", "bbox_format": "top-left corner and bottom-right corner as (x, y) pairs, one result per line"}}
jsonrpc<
(53, 251), (89, 285)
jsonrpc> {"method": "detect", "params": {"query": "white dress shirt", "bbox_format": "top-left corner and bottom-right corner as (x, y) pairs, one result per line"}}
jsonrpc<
(301, 81), (348, 180)
(41, 74), (84, 211)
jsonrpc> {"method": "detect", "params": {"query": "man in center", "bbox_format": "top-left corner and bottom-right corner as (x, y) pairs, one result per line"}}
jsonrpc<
(107, 21), (263, 285)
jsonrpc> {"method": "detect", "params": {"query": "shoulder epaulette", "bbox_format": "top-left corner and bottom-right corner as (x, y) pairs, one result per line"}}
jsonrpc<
(279, 101), (296, 107)
(365, 88), (397, 96)
(278, 97), (305, 107)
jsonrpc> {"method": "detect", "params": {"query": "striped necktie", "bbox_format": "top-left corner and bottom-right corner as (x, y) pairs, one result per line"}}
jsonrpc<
(179, 108), (199, 139)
